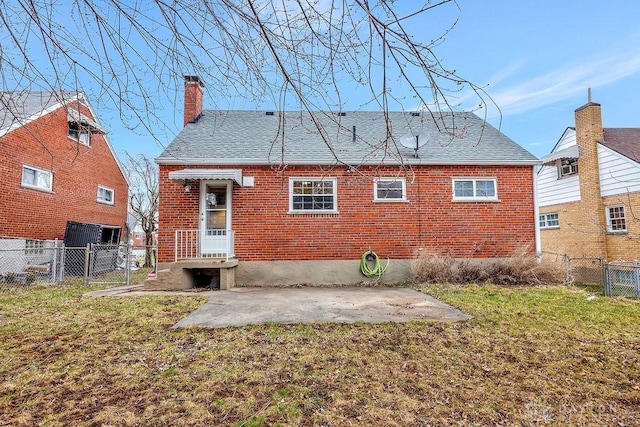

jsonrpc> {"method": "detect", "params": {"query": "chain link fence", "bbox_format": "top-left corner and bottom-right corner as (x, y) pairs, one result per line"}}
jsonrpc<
(0, 238), (155, 291)
(604, 261), (640, 298)
(566, 257), (605, 286)
(541, 251), (640, 298)
(541, 252), (604, 287)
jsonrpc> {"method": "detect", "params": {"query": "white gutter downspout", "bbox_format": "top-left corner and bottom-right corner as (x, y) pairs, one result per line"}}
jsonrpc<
(533, 167), (541, 256)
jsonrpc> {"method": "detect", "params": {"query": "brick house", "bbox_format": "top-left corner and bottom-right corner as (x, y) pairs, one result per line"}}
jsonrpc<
(538, 99), (640, 261)
(149, 76), (539, 289)
(0, 91), (129, 251)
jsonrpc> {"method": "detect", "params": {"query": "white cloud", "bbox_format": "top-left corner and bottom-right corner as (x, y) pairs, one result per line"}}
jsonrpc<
(485, 53), (640, 117)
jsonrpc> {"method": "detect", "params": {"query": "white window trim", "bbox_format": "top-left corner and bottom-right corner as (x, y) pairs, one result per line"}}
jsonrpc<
(539, 213), (559, 230)
(97, 185), (115, 205)
(452, 177), (498, 202)
(21, 165), (53, 192)
(606, 204), (626, 233)
(373, 178), (407, 202)
(288, 177), (338, 214)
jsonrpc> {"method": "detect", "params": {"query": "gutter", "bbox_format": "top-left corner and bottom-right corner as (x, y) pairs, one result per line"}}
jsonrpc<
(155, 157), (542, 167)
(533, 167), (541, 256)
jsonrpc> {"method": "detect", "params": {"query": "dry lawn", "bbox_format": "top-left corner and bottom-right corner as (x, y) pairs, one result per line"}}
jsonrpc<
(0, 283), (639, 426)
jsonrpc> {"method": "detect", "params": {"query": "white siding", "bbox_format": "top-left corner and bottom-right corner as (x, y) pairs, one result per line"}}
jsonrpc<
(598, 144), (640, 197)
(556, 128), (576, 151)
(538, 129), (581, 207)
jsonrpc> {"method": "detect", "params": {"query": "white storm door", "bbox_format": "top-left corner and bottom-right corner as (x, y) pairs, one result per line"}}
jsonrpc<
(200, 181), (232, 256)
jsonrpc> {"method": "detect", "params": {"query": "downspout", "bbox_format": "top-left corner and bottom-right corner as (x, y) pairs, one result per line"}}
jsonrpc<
(533, 166), (541, 256)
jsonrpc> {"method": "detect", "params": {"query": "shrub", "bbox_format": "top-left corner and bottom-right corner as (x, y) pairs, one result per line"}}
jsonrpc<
(412, 247), (566, 285)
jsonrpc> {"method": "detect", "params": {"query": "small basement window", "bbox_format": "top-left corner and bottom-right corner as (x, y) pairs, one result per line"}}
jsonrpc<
(25, 239), (45, 255)
(97, 185), (114, 205)
(374, 178), (406, 201)
(539, 213), (559, 229)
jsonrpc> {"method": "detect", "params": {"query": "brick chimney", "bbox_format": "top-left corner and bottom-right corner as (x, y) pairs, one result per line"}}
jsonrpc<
(183, 75), (204, 126)
(574, 95), (607, 258)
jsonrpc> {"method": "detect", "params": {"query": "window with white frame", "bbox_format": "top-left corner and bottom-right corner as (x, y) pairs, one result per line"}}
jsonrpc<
(539, 213), (559, 229)
(290, 178), (337, 212)
(374, 178), (406, 201)
(97, 186), (114, 204)
(21, 165), (53, 191)
(452, 178), (497, 201)
(558, 158), (578, 178)
(606, 205), (626, 233)
(68, 121), (90, 145)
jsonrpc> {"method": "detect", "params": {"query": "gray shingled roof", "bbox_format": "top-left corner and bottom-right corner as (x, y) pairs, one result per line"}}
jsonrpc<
(157, 110), (539, 166)
(602, 128), (640, 163)
(0, 91), (87, 132)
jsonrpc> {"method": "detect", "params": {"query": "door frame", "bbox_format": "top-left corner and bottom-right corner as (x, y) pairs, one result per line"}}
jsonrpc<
(199, 180), (233, 254)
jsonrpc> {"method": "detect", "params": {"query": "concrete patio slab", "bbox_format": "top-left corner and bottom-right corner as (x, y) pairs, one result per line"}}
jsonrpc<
(171, 287), (472, 328)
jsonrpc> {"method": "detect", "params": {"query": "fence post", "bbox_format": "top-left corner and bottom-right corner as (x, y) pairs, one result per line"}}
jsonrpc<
(83, 243), (91, 285)
(634, 260), (640, 298)
(125, 243), (131, 286)
(51, 239), (58, 285)
(58, 242), (66, 284)
(604, 262), (611, 297)
(564, 255), (571, 284)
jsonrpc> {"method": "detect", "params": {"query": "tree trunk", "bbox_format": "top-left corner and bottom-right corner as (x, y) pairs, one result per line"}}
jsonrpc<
(144, 232), (155, 268)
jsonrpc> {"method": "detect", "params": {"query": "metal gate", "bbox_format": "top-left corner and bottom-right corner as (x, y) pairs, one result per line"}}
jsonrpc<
(88, 244), (132, 286)
(604, 261), (640, 298)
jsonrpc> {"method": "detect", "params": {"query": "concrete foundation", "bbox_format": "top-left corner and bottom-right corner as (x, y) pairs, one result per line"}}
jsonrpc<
(145, 259), (238, 291)
(235, 259), (413, 286)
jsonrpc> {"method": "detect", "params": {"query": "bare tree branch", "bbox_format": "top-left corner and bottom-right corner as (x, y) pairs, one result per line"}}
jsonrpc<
(0, 1), (497, 162)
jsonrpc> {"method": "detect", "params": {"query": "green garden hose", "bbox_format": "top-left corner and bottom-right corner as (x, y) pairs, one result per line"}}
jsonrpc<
(360, 250), (389, 279)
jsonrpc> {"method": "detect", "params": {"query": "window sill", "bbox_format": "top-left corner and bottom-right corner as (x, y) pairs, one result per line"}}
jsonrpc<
(557, 174), (578, 180)
(451, 198), (500, 203)
(21, 184), (54, 194)
(97, 200), (115, 206)
(373, 199), (409, 203)
(540, 226), (560, 230)
(67, 136), (91, 147)
(607, 231), (627, 235)
(288, 210), (339, 216)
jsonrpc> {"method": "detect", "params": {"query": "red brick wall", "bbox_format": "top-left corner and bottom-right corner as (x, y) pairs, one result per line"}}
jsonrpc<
(0, 105), (129, 241)
(158, 164), (535, 262)
(183, 78), (203, 126)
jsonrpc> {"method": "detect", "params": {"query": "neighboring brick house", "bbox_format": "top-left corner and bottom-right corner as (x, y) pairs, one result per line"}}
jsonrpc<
(149, 76), (539, 289)
(0, 91), (129, 248)
(538, 99), (640, 261)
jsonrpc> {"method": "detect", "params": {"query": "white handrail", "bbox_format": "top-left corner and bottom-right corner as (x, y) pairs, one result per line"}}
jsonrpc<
(174, 229), (235, 261)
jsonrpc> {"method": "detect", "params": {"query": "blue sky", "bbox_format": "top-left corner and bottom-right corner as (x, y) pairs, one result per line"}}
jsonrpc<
(102, 0), (640, 161)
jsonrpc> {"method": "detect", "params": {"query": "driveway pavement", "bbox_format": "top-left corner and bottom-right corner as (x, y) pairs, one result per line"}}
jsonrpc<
(86, 285), (472, 328)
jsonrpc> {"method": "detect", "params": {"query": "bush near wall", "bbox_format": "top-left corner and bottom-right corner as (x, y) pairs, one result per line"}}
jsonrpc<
(411, 248), (566, 285)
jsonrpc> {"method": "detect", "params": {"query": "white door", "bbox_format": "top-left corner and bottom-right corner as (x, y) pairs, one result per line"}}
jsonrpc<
(200, 181), (231, 256)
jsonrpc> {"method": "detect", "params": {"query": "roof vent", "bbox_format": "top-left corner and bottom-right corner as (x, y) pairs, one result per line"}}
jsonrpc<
(337, 112), (346, 116)
(265, 111), (275, 116)
(410, 112), (420, 117)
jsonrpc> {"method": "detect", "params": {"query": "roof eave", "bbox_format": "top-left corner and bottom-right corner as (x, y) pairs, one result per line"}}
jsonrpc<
(156, 157), (540, 167)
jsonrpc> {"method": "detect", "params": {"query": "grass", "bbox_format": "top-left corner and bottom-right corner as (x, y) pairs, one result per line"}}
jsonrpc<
(0, 283), (638, 426)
